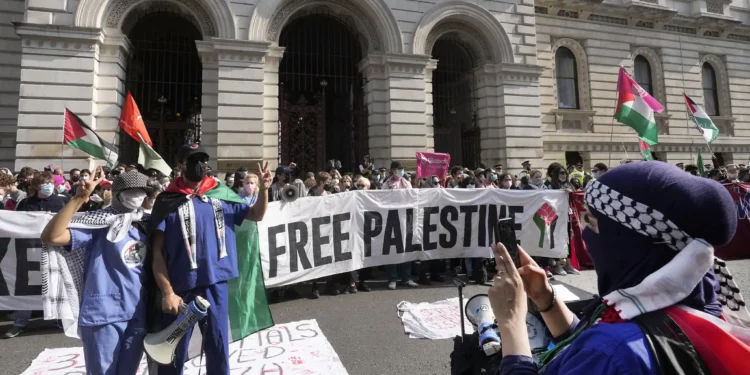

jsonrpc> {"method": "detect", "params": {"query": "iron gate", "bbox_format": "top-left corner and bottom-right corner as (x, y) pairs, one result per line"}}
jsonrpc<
(278, 13), (368, 174)
(122, 11), (203, 165)
(432, 38), (480, 169)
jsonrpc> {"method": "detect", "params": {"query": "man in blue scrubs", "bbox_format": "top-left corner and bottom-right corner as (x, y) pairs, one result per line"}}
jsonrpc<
(41, 168), (152, 375)
(150, 144), (271, 375)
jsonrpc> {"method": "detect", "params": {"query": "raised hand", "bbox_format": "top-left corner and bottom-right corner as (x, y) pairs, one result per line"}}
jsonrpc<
(257, 161), (272, 190)
(516, 246), (553, 308)
(75, 166), (104, 200)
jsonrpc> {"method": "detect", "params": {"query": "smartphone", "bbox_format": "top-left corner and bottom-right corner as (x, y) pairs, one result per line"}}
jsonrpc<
(494, 217), (520, 268)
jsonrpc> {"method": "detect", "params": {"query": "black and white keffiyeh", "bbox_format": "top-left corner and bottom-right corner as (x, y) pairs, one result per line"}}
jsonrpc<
(41, 207), (150, 338)
(177, 195), (226, 269)
(584, 180), (750, 327)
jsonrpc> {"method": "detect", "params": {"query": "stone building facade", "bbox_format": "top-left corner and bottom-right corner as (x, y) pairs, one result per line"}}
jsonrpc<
(0, 0), (748, 174)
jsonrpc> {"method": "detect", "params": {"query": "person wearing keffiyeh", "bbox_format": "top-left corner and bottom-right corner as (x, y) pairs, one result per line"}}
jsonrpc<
(149, 144), (272, 375)
(489, 161), (750, 375)
(41, 168), (153, 375)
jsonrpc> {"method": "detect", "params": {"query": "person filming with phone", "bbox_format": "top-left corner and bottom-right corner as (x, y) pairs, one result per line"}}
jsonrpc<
(489, 162), (749, 375)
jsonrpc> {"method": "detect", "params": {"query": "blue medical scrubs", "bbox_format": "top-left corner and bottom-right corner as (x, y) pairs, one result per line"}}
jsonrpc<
(155, 198), (249, 375)
(70, 226), (149, 375)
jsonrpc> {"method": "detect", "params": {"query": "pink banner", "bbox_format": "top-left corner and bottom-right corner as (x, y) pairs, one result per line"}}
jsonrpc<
(416, 152), (451, 180)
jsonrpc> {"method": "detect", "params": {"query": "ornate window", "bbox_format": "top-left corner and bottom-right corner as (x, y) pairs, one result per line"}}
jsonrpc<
(556, 47), (579, 109)
(634, 55), (653, 96)
(702, 63), (719, 116)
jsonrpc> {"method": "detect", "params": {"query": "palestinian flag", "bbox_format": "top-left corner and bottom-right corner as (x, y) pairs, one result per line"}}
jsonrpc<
(63, 109), (118, 167)
(639, 138), (654, 161)
(698, 149), (705, 176)
(684, 93), (719, 144)
(614, 67), (664, 146)
(533, 202), (558, 248)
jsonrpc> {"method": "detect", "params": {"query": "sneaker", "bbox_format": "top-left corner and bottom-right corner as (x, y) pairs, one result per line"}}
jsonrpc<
(344, 285), (358, 294)
(545, 268), (556, 281)
(551, 262), (567, 276)
(311, 288), (320, 299)
(404, 280), (419, 288)
(388, 281), (397, 290)
(563, 259), (580, 275)
(3, 326), (25, 339)
(358, 282), (371, 292)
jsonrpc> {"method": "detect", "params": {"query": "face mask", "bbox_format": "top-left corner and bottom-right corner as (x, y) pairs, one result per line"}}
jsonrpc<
(727, 173), (738, 180)
(117, 189), (146, 211)
(81, 175), (89, 181)
(184, 159), (207, 182)
(56, 185), (65, 193)
(244, 182), (256, 195)
(89, 194), (103, 203)
(593, 171), (601, 179)
(396, 169), (404, 178)
(532, 177), (543, 186)
(491, 173), (498, 182)
(501, 181), (512, 189)
(40, 183), (54, 196)
(71, 176), (79, 182)
(466, 184), (475, 189)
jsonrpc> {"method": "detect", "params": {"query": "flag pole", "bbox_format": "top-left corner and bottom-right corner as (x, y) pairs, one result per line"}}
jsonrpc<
(621, 142), (630, 160)
(60, 109), (66, 171)
(608, 66), (624, 166)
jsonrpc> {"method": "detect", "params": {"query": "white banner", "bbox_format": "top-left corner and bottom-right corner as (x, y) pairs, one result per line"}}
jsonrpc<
(0, 211), (53, 310)
(260, 189), (569, 287)
(397, 297), (473, 340)
(20, 319), (349, 375)
(0, 190), (568, 309)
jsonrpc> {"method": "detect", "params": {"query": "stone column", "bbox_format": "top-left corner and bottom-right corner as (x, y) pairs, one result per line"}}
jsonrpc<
(359, 53), (430, 170)
(14, 23), (103, 171)
(95, 33), (131, 161)
(481, 62), (544, 173)
(197, 39), (271, 173)
(262, 46), (284, 169)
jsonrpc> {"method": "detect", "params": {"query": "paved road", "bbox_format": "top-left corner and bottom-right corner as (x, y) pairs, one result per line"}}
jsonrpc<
(3, 260), (750, 375)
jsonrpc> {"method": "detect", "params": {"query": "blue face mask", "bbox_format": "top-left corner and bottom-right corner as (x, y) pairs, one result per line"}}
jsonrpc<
(40, 183), (54, 196)
(491, 173), (498, 182)
(56, 184), (65, 193)
(396, 169), (405, 178)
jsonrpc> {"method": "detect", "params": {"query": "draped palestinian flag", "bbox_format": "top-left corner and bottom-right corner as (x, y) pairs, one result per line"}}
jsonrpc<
(614, 67), (664, 146)
(684, 93), (719, 144)
(63, 109), (118, 167)
(639, 138), (654, 161)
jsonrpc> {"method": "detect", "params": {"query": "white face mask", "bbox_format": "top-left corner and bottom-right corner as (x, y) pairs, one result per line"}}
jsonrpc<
(727, 173), (738, 180)
(117, 189), (147, 211)
(81, 175), (89, 181)
(395, 169), (405, 178)
(90, 194), (103, 203)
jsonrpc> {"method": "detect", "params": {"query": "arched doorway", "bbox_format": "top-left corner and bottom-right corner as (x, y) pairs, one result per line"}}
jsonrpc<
(120, 12), (203, 164)
(277, 13), (368, 175)
(431, 38), (480, 169)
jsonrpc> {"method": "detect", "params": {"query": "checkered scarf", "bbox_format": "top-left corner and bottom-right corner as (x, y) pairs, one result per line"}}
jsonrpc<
(41, 207), (150, 338)
(177, 195), (226, 269)
(585, 180), (750, 327)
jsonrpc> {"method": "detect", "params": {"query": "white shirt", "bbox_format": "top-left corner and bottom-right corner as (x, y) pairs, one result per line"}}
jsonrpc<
(382, 177), (412, 190)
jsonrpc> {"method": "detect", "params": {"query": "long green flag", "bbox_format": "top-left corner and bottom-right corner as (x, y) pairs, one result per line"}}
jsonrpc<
(204, 184), (274, 340)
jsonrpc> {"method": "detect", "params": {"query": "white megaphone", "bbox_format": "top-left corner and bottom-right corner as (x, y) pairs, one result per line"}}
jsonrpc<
(144, 296), (211, 364)
(465, 294), (502, 356)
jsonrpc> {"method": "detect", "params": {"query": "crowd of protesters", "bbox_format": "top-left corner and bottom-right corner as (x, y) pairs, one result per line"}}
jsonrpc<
(2, 154), (748, 334)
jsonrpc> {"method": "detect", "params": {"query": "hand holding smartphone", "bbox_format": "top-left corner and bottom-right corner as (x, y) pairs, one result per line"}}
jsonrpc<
(494, 216), (520, 268)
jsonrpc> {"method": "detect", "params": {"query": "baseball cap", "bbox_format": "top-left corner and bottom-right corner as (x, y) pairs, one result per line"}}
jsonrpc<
(178, 143), (209, 162)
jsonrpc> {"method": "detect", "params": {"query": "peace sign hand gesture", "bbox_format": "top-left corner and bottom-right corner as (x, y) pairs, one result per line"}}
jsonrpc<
(257, 161), (272, 191)
(76, 166), (105, 200)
